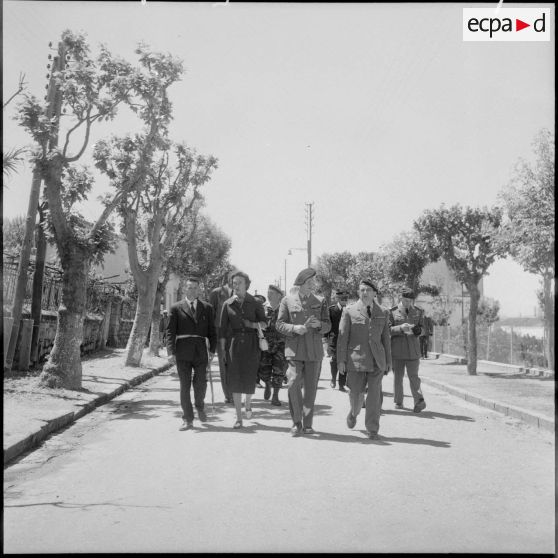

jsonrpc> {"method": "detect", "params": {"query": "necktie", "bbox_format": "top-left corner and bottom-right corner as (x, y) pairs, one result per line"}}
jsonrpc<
(191, 301), (195, 314)
(367, 305), (371, 318)
(405, 308), (409, 316)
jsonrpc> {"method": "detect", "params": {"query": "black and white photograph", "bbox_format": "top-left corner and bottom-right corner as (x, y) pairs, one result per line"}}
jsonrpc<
(3, 1), (554, 553)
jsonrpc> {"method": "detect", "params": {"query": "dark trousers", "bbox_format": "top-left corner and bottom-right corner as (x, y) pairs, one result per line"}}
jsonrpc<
(216, 328), (232, 401)
(177, 350), (208, 422)
(330, 352), (346, 388)
(420, 336), (430, 358)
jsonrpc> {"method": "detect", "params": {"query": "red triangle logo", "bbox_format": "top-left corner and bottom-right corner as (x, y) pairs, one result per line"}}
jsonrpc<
(516, 19), (530, 31)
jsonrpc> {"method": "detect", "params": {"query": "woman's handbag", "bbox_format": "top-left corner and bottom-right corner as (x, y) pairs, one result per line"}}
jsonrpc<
(256, 323), (269, 351)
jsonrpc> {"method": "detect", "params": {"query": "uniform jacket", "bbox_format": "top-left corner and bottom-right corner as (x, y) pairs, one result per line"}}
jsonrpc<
(389, 303), (424, 360)
(275, 291), (331, 362)
(336, 299), (392, 372)
(208, 285), (232, 331)
(166, 298), (217, 360)
(325, 303), (344, 349)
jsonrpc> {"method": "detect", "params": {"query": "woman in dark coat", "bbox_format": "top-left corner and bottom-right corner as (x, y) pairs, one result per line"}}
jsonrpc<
(219, 271), (267, 429)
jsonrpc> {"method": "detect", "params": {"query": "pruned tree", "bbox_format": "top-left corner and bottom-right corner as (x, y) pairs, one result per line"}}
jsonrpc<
(14, 30), (180, 388)
(97, 135), (218, 366)
(498, 128), (555, 370)
(414, 203), (506, 375)
(314, 251), (356, 302)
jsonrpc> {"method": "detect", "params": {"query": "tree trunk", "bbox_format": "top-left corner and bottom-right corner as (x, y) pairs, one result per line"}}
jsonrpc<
(542, 275), (554, 370)
(30, 205), (48, 365)
(125, 268), (160, 366)
(39, 248), (90, 389)
(4, 167), (42, 372)
(466, 281), (480, 375)
(148, 282), (164, 356)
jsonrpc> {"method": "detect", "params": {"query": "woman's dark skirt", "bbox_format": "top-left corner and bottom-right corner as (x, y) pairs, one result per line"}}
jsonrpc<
(226, 331), (261, 394)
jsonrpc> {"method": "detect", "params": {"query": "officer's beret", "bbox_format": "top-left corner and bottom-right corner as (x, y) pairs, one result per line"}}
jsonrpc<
(360, 279), (379, 293)
(401, 287), (416, 299)
(254, 294), (266, 303)
(231, 271), (251, 289)
(268, 284), (283, 296)
(293, 267), (316, 286)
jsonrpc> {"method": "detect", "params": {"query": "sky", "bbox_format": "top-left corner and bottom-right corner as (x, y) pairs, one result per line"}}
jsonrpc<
(2, 1), (554, 318)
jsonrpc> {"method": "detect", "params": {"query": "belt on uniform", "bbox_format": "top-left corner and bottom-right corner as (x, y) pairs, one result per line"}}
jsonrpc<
(175, 334), (206, 340)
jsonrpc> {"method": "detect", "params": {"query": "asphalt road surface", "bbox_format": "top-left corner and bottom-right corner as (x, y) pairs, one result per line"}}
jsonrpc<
(4, 364), (555, 553)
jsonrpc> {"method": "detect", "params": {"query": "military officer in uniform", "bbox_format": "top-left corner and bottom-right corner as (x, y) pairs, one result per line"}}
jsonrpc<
(257, 285), (288, 405)
(389, 287), (427, 413)
(325, 290), (349, 391)
(337, 279), (391, 439)
(276, 267), (331, 436)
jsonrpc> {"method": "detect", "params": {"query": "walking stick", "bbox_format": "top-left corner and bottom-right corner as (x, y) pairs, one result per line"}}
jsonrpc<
(206, 339), (215, 413)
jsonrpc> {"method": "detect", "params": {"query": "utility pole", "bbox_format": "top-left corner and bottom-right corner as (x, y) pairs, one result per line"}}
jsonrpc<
(4, 40), (66, 373)
(305, 202), (314, 267)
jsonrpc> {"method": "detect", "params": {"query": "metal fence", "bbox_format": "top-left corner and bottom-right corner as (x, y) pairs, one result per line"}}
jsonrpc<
(431, 324), (548, 369)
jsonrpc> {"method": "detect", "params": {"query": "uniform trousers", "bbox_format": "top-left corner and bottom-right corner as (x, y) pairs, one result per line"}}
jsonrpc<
(329, 347), (346, 388)
(346, 365), (384, 434)
(392, 358), (424, 406)
(419, 336), (430, 358)
(176, 342), (208, 422)
(287, 360), (321, 428)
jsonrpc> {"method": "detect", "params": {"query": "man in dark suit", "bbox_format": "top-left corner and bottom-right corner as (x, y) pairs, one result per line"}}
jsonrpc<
(167, 277), (217, 430)
(325, 290), (349, 391)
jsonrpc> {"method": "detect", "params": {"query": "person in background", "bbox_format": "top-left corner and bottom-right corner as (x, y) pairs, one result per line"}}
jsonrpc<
(219, 271), (267, 429)
(389, 287), (426, 413)
(337, 279), (391, 440)
(420, 313), (434, 359)
(258, 285), (288, 406)
(253, 294), (268, 389)
(209, 268), (236, 404)
(325, 290), (349, 391)
(166, 277), (216, 431)
(160, 310), (170, 347)
(276, 268), (331, 437)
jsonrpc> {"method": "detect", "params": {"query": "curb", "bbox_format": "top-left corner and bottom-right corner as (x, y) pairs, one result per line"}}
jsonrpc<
(4, 362), (172, 466)
(421, 376), (555, 433)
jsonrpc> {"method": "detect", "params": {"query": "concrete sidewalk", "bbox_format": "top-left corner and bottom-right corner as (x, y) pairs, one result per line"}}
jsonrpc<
(418, 354), (554, 432)
(3, 348), (171, 465)
(3, 349), (554, 466)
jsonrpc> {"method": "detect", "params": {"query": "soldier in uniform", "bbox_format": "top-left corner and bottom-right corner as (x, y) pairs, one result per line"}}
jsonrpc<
(325, 290), (349, 391)
(337, 279), (391, 439)
(389, 287), (427, 413)
(276, 267), (331, 436)
(257, 285), (288, 406)
(420, 313), (434, 359)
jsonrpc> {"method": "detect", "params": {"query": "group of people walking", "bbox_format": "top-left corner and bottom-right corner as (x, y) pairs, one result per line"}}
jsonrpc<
(165, 266), (428, 440)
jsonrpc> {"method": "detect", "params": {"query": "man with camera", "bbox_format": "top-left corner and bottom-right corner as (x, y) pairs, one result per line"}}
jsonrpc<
(389, 287), (427, 413)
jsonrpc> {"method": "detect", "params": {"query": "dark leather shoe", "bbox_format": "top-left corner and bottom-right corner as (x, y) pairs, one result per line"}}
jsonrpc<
(179, 420), (193, 431)
(264, 382), (271, 400)
(271, 398), (281, 406)
(366, 431), (379, 440)
(302, 426), (315, 434)
(290, 423), (302, 437)
(197, 408), (208, 422)
(339, 386), (348, 393)
(395, 403), (404, 409)
(346, 412), (356, 429)
(413, 399), (426, 413)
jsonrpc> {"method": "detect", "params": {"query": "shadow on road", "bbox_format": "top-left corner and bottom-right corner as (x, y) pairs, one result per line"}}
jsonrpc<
(381, 409), (474, 422)
(109, 399), (177, 420)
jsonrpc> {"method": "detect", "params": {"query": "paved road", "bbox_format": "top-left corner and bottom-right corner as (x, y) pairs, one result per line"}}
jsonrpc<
(4, 363), (555, 553)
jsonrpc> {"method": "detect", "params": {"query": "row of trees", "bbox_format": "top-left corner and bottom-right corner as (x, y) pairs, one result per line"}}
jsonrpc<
(313, 129), (554, 375)
(4, 30), (230, 390)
